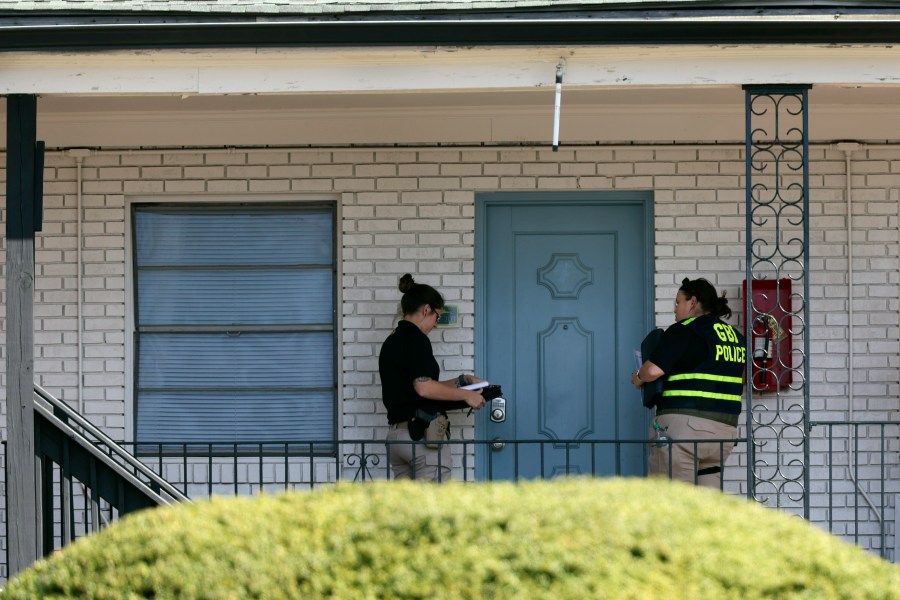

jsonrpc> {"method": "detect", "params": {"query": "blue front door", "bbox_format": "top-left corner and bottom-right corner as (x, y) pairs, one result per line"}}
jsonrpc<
(476, 192), (652, 479)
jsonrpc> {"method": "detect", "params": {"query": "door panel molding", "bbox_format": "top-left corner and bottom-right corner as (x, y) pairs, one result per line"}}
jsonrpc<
(538, 317), (594, 442)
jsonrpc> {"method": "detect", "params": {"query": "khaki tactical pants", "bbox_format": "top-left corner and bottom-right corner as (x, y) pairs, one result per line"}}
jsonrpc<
(386, 422), (452, 482)
(649, 413), (736, 489)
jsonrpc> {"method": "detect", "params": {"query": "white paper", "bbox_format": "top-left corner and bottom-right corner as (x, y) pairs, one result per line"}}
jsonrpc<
(633, 350), (644, 400)
(461, 381), (490, 390)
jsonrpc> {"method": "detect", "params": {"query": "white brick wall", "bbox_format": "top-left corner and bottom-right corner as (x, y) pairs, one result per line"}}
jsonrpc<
(2, 143), (899, 551)
(6, 144), (900, 424)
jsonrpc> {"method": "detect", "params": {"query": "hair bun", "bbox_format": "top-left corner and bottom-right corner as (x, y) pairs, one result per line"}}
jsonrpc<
(398, 273), (416, 294)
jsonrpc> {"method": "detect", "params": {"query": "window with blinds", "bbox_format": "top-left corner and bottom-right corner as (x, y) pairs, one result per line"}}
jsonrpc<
(132, 204), (336, 450)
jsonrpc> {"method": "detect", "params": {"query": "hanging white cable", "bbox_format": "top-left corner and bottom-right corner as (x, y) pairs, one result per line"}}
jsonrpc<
(839, 143), (857, 434)
(66, 148), (90, 415)
(552, 62), (564, 152)
(76, 152), (84, 415)
(836, 142), (881, 524)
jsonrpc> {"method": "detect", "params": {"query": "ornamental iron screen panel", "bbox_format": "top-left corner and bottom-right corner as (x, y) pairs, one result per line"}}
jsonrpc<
(744, 85), (812, 518)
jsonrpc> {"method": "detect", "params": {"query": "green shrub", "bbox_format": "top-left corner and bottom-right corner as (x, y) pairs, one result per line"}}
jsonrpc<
(3, 478), (899, 599)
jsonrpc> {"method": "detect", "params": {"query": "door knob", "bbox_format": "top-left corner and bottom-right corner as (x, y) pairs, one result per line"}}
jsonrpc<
(491, 437), (505, 451)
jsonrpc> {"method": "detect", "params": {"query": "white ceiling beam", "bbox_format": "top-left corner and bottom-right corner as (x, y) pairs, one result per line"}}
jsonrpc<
(3, 45), (900, 95)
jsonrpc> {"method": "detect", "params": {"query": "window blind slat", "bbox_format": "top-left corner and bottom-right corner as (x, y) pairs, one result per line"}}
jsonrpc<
(137, 268), (333, 325)
(136, 391), (332, 442)
(136, 209), (332, 266)
(138, 332), (333, 388)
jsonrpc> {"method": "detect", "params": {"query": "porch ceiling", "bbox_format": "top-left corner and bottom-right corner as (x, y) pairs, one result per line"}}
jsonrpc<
(32, 85), (898, 112)
(4, 84), (899, 147)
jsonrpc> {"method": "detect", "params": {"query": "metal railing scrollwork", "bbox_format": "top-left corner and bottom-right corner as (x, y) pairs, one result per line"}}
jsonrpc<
(744, 84), (812, 517)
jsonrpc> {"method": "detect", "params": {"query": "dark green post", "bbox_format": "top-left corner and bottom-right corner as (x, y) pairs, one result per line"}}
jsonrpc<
(6, 94), (38, 575)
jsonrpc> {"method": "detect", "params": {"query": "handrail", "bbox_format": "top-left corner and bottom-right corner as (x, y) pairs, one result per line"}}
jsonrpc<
(808, 420), (898, 531)
(33, 402), (174, 506)
(810, 420), (900, 426)
(33, 384), (189, 503)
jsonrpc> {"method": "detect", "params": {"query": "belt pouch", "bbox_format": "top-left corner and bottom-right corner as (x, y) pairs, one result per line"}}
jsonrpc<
(424, 413), (450, 449)
(408, 415), (428, 441)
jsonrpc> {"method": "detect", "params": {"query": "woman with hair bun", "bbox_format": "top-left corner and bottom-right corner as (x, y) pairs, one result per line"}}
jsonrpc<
(379, 274), (487, 481)
(631, 277), (747, 488)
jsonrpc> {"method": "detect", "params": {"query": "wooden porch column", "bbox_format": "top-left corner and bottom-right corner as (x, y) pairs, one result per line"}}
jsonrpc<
(6, 94), (38, 576)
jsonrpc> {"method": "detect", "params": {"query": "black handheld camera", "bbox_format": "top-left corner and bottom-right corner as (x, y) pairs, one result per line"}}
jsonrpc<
(464, 384), (506, 421)
(480, 384), (503, 401)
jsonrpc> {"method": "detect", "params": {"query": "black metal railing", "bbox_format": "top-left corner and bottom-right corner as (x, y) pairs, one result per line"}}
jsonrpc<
(809, 420), (900, 561)
(2, 423), (896, 583)
(2, 440), (7, 583)
(119, 437), (745, 494)
(33, 385), (188, 505)
(17, 386), (189, 580)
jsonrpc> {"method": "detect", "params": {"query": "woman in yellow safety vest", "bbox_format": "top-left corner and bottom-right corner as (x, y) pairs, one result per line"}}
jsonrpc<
(631, 277), (747, 489)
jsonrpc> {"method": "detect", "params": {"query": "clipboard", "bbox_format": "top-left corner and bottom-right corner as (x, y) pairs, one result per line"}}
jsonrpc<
(639, 328), (665, 408)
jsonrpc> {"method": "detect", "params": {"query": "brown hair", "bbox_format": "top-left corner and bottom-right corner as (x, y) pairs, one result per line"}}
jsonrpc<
(398, 274), (444, 316)
(679, 277), (732, 319)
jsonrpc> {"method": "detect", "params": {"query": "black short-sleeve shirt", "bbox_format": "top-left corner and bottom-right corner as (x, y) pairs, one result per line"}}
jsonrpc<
(649, 317), (709, 376)
(378, 320), (441, 424)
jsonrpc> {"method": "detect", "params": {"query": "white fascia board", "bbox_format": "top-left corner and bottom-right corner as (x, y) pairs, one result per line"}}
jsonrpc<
(2, 44), (900, 95)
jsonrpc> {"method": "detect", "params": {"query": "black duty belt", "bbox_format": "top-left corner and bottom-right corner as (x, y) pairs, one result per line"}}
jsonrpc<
(697, 466), (721, 476)
(655, 408), (739, 427)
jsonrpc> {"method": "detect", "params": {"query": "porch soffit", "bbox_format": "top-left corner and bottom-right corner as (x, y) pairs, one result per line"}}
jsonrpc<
(1, 85), (898, 147)
(3, 45), (900, 96)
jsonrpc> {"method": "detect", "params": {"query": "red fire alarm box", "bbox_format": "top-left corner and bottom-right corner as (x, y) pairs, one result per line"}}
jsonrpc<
(743, 278), (792, 392)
